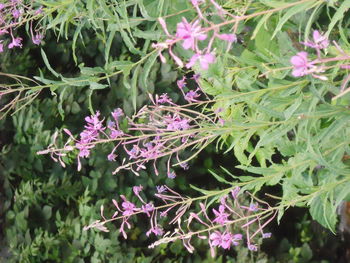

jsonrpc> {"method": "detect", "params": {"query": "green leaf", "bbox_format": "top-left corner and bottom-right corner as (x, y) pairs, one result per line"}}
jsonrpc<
(189, 184), (221, 196)
(80, 66), (106, 76)
(309, 192), (337, 233)
(133, 28), (162, 40)
(255, 27), (278, 57)
(271, 0), (319, 39)
(72, 20), (85, 64)
(200, 79), (220, 96)
(43, 205), (52, 220)
(284, 96), (302, 120)
(41, 49), (61, 78)
(260, 0), (287, 8)
(326, 0), (350, 37)
(141, 52), (158, 92)
(251, 13), (273, 40)
(89, 82), (108, 90)
(304, 4), (324, 42)
(105, 29), (116, 65)
(109, 60), (134, 72)
(209, 170), (233, 185)
(131, 65), (141, 111)
(335, 181), (350, 206)
(107, 20), (143, 31)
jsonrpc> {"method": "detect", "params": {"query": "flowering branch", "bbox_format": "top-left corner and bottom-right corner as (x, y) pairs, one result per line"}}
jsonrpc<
(37, 78), (229, 176)
(289, 30), (350, 99)
(153, 0), (321, 70)
(84, 185), (276, 256)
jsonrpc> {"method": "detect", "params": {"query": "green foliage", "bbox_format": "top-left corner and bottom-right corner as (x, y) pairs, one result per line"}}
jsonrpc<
(2, 0), (350, 262)
(187, 0), (350, 233)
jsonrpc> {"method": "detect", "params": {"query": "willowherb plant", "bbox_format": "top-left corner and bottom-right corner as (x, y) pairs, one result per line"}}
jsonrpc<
(153, 0), (238, 70)
(37, 78), (227, 176)
(36, 0), (242, 175)
(32, 0), (350, 258)
(0, 0), (44, 53)
(83, 185), (275, 256)
(0, 1), (45, 119)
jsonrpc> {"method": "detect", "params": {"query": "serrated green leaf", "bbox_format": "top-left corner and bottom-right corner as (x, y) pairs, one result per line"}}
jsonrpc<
(335, 181), (350, 207)
(309, 193), (337, 233)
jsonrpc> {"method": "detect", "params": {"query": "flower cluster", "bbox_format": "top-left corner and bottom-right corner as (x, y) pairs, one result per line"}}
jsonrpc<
(83, 186), (275, 257)
(290, 30), (329, 79)
(38, 77), (225, 176)
(153, 0), (237, 70)
(0, 1), (44, 53)
(290, 30), (350, 99)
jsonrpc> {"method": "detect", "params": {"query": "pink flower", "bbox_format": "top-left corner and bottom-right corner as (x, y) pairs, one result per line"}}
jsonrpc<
(248, 203), (258, 212)
(12, 9), (21, 19)
(126, 145), (140, 159)
(232, 234), (243, 246)
(177, 77), (186, 89)
(241, 203), (259, 212)
(248, 244), (258, 251)
(110, 128), (124, 139)
(290, 52), (312, 77)
(133, 185), (143, 195)
(186, 53), (216, 70)
(167, 171), (176, 179)
(84, 111), (105, 133)
(217, 33), (237, 43)
(210, 231), (223, 247)
(176, 18), (207, 50)
(0, 29), (8, 36)
(141, 203), (154, 216)
(146, 225), (163, 236)
(220, 233), (233, 249)
(8, 37), (22, 49)
(302, 30), (329, 50)
(0, 42), (3, 53)
(218, 118), (225, 126)
(231, 187), (240, 199)
(107, 153), (117, 161)
(156, 185), (167, 193)
(108, 119), (124, 139)
(157, 93), (173, 104)
(185, 89), (201, 102)
(120, 195), (137, 216)
(180, 162), (189, 170)
(210, 231), (242, 249)
(191, 0), (205, 6)
(165, 114), (190, 131)
(112, 108), (124, 121)
(262, 232), (272, 238)
(32, 33), (44, 45)
(212, 205), (230, 225)
(192, 74), (200, 81)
